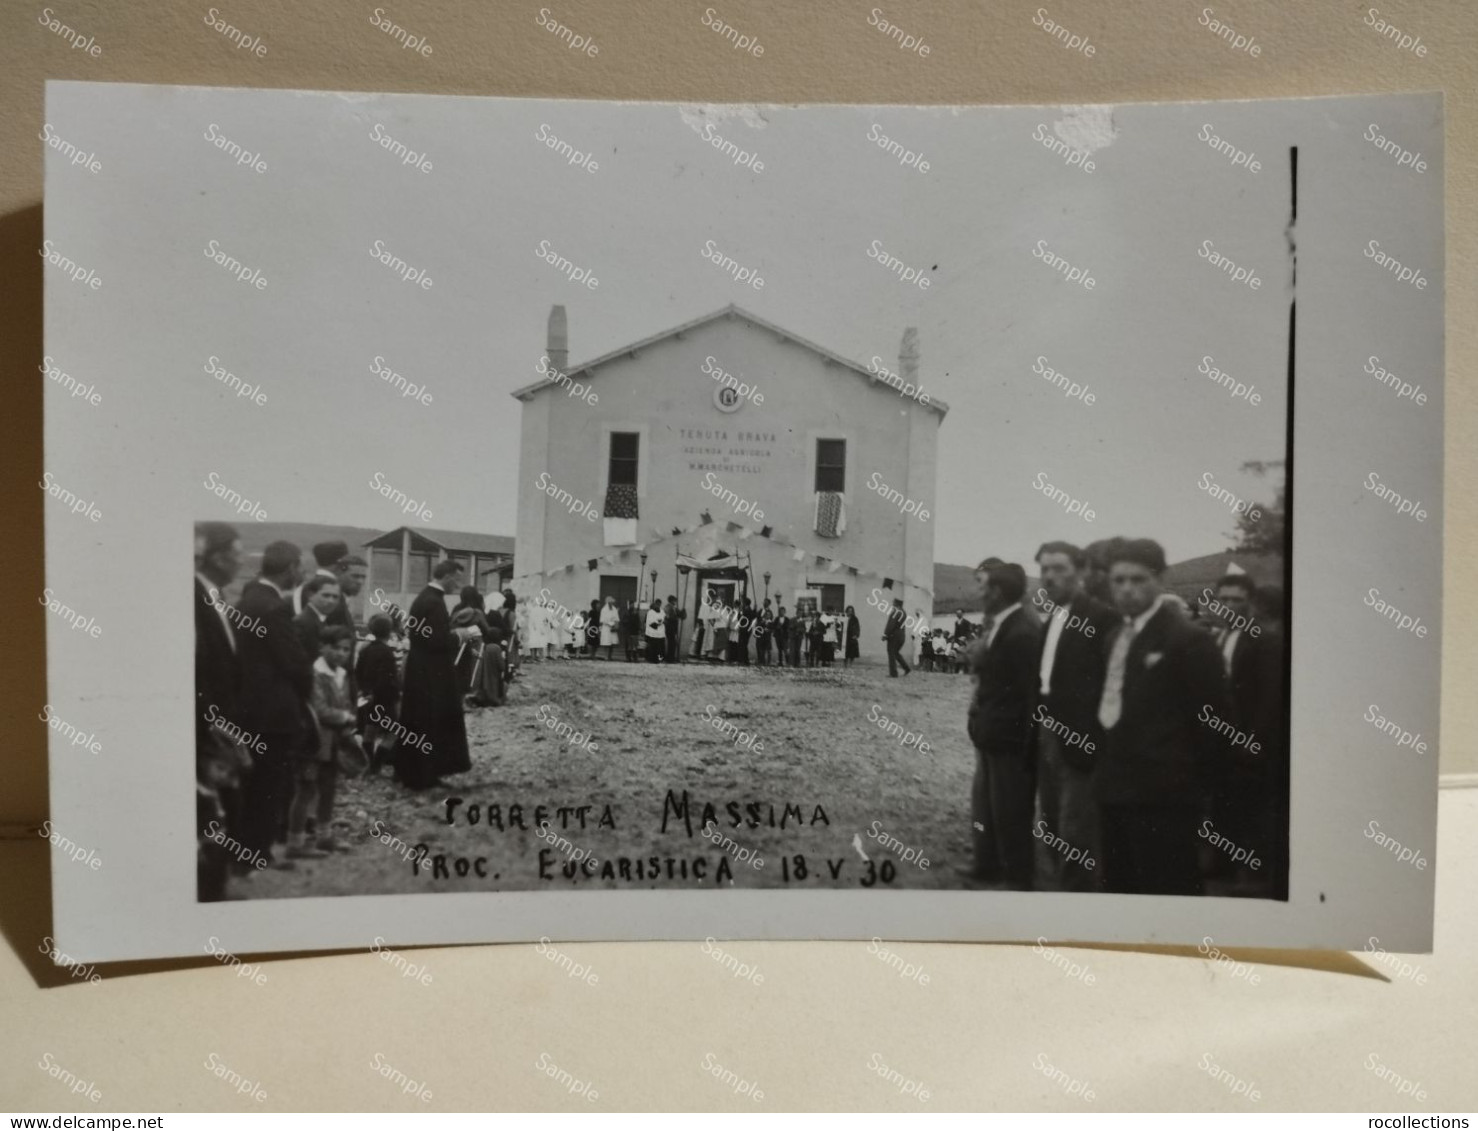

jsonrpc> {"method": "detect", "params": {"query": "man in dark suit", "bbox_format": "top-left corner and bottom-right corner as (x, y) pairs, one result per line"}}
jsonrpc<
(1094, 539), (1231, 896)
(882, 596), (911, 677)
(961, 560), (1042, 890)
(1252, 584), (1289, 900)
(234, 540), (310, 868)
(396, 558), (470, 788)
(195, 522), (244, 899)
(1032, 541), (1119, 892)
(293, 574), (342, 656)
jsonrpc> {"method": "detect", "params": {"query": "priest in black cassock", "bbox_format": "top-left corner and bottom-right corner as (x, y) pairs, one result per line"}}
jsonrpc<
(395, 558), (470, 789)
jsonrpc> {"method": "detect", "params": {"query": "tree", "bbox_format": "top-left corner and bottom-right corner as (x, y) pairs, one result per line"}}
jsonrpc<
(1231, 460), (1285, 554)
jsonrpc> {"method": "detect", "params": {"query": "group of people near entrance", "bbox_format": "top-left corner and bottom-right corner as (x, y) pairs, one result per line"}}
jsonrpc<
(911, 537), (1286, 899)
(694, 598), (862, 667)
(194, 526), (491, 900)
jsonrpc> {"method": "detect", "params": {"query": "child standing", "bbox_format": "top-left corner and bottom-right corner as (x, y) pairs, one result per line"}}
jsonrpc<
(355, 615), (400, 774)
(289, 625), (362, 858)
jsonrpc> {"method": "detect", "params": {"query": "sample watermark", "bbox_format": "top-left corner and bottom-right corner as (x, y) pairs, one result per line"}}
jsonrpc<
(703, 355), (763, 406)
(370, 819), (430, 871)
(702, 8), (762, 56)
(538, 355), (598, 404)
(536, 820), (600, 873)
(371, 1052), (433, 1103)
(698, 121), (765, 172)
(1034, 355), (1096, 404)
(1034, 471), (1097, 522)
(40, 123), (101, 173)
(701, 821), (765, 869)
(701, 705), (763, 752)
(1364, 123), (1427, 172)
(703, 1052), (763, 1102)
(1362, 936), (1428, 985)
(1198, 239), (1262, 290)
(1033, 588), (1099, 637)
(867, 471), (930, 520)
(867, 706), (932, 754)
(1034, 938), (1096, 985)
(39, 472), (101, 522)
(205, 1052), (267, 1102)
(1197, 355), (1261, 405)
(40, 588), (103, 638)
(1198, 1052), (1261, 1103)
(866, 355), (930, 404)
(204, 936), (268, 985)
(38, 1053), (102, 1103)
(371, 470), (433, 522)
(702, 239), (764, 289)
(370, 936), (433, 986)
(1198, 704), (1261, 757)
(1366, 1053), (1428, 1101)
(40, 820), (102, 869)
(1198, 936), (1262, 984)
(1034, 818), (1098, 871)
(204, 122), (266, 173)
(204, 7), (265, 56)
(535, 122), (598, 173)
(1364, 240), (1429, 290)
(1035, 1053), (1096, 1101)
(204, 239), (266, 289)
(701, 936), (765, 983)
(867, 1052), (930, 1101)
(1197, 471), (1262, 520)
(40, 240), (101, 290)
(370, 355), (433, 407)
(1199, 123), (1260, 173)
(371, 7), (431, 56)
(369, 122), (432, 173)
(1033, 707), (1097, 760)
(536, 1052), (598, 1103)
(1364, 819), (1428, 870)
(1365, 355), (1427, 405)
(536, 471), (598, 522)
(1033, 123), (1095, 172)
(868, 937), (930, 986)
(1364, 7), (1427, 57)
(205, 354), (268, 406)
(1199, 7), (1261, 56)
(371, 239), (433, 289)
(535, 704), (600, 752)
(867, 123), (929, 172)
(1034, 8), (1095, 55)
(1033, 240), (1095, 289)
(1364, 587), (1429, 638)
(38, 936), (101, 984)
(39, 8), (101, 55)
(536, 7), (597, 56)
(865, 821), (930, 869)
(866, 239), (930, 289)
(1364, 471), (1428, 522)
(204, 818), (269, 873)
(368, 587), (433, 638)
(1198, 818), (1262, 870)
(867, 8), (930, 56)
(41, 356), (102, 406)
(701, 470), (765, 521)
(1364, 704), (1427, 755)
(204, 470), (268, 521)
(535, 936), (599, 985)
(537, 238), (599, 288)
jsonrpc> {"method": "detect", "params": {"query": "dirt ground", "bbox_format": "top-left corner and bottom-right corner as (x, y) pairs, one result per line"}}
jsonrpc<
(239, 655), (982, 899)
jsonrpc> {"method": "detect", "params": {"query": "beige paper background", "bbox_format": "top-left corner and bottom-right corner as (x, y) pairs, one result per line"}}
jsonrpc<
(1, 0), (1474, 1112)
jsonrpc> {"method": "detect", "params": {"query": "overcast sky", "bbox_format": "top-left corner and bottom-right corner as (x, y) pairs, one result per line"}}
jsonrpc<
(48, 85), (1332, 568)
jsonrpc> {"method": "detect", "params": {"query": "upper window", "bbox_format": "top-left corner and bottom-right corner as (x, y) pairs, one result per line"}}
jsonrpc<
(815, 438), (846, 493)
(609, 432), (640, 488)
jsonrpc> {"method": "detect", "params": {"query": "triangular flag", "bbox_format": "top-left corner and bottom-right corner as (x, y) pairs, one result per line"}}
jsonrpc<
(883, 577), (895, 589)
(1225, 561), (1247, 575)
(760, 525), (773, 539)
(738, 527), (753, 540)
(587, 559), (598, 571)
(792, 547), (805, 562)
(700, 510), (713, 525)
(827, 559), (843, 573)
(671, 526), (683, 536)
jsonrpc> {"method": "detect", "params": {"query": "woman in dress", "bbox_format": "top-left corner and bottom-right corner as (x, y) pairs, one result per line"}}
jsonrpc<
(711, 597), (731, 662)
(844, 605), (861, 668)
(599, 595), (620, 660)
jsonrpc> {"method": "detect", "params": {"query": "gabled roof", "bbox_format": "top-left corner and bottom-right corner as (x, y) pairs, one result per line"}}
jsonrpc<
(364, 526), (515, 557)
(509, 303), (949, 417)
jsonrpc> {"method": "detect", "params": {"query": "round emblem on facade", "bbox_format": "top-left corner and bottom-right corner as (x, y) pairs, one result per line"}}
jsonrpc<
(713, 383), (743, 413)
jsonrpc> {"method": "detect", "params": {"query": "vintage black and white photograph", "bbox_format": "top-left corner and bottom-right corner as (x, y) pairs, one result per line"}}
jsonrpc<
(42, 83), (1441, 959)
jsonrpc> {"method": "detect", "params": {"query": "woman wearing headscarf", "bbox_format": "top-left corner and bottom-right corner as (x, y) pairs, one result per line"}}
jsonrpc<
(599, 595), (621, 660)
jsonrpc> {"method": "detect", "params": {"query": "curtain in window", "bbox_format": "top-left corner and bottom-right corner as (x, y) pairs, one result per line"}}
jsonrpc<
(814, 491), (847, 538)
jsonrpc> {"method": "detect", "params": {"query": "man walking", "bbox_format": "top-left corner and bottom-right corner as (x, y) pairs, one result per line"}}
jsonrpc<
(961, 561), (1041, 890)
(883, 597), (912, 677)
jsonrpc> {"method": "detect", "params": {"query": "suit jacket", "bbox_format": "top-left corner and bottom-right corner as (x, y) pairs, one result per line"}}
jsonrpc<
(194, 577), (241, 749)
(294, 605), (329, 658)
(1226, 629), (1261, 732)
(1094, 600), (1231, 806)
(883, 606), (908, 644)
(235, 579), (313, 740)
(1036, 591), (1119, 770)
(967, 606), (1042, 754)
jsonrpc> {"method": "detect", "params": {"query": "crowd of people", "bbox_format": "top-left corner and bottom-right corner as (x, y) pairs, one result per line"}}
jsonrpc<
(194, 526), (506, 900)
(928, 537), (1288, 899)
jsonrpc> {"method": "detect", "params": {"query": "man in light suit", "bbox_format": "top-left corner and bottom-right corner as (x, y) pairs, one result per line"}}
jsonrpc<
(1032, 541), (1119, 892)
(960, 560), (1042, 890)
(1094, 539), (1230, 896)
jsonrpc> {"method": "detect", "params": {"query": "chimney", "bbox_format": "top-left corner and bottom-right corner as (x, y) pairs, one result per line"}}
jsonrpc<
(547, 305), (568, 373)
(899, 326), (919, 386)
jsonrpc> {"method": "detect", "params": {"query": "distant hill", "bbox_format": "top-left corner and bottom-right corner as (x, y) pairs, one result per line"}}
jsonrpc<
(230, 521), (386, 562)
